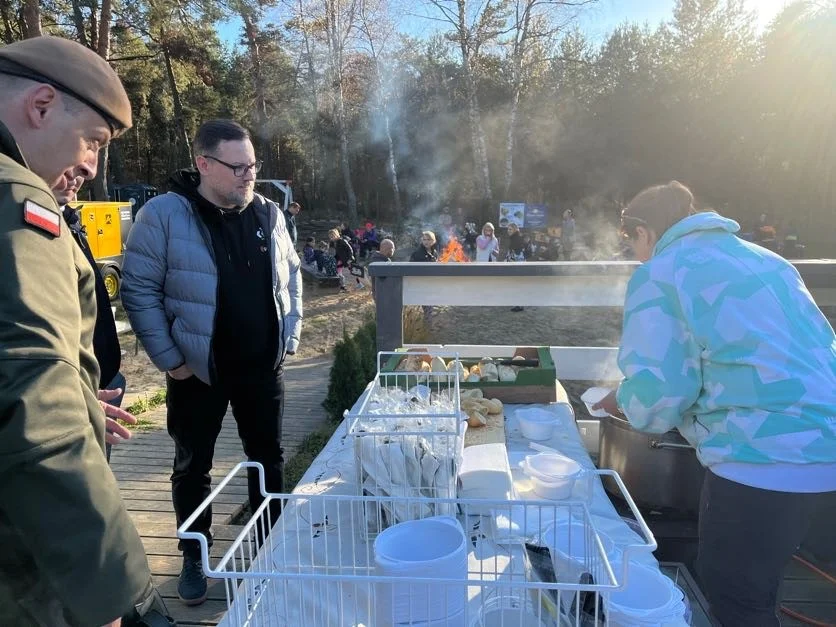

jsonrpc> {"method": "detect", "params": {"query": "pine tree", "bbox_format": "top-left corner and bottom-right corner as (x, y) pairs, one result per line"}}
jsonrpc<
(354, 321), (378, 383)
(322, 329), (366, 422)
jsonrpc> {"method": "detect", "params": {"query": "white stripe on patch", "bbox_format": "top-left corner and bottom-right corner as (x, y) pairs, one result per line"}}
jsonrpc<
(23, 199), (61, 236)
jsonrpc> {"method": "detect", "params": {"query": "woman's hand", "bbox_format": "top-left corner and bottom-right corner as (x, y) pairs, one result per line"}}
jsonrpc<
(591, 389), (626, 419)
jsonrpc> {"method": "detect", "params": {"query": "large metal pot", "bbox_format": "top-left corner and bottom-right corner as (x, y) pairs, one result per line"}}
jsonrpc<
(598, 415), (706, 514)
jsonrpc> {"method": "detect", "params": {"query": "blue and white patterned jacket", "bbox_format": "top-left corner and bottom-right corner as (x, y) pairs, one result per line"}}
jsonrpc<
(617, 212), (836, 491)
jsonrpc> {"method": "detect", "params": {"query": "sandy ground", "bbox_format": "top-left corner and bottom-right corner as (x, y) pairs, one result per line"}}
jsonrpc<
(115, 281), (374, 407)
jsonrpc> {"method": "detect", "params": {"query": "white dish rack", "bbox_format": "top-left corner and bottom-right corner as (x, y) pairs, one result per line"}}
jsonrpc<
(178, 462), (658, 627)
(346, 352), (467, 537)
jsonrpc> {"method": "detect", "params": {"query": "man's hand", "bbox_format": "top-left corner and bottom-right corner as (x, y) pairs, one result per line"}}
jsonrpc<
(591, 389), (626, 419)
(97, 388), (137, 446)
(167, 363), (193, 380)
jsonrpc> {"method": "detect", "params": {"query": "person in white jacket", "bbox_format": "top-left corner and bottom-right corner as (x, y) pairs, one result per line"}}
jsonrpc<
(475, 222), (499, 261)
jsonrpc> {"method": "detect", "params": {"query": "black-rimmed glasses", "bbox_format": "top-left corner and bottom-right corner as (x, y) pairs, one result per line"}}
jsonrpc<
(620, 211), (648, 239)
(201, 154), (263, 177)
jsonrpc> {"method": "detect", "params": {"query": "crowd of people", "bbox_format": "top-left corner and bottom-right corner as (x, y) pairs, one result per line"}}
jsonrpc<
(413, 207), (578, 263)
(296, 205), (581, 292)
(298, 220), (395, 291)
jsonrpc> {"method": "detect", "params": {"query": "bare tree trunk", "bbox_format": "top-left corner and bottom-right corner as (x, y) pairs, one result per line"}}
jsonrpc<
(464, 66), (492, 203)
(474, 93), (492, 203)
(306, 42), (321, 204)
(503, 88), (520, 196)
(326, 0), (357, 221)
(162, 44), (193, 166)
(21, 0), (40, 38)
(294, 0), (321, 203)
(503, 0), (534, 196)
(241, 10), (274, 175)
(90, 0), (114, 201)
(336, 87), (357, 220)
(91, 150), (110, 200)
(456, 0), (492, 204)
(383, 94), (402, 216)
(97, 0), (112, 58)
(70, 0), (89, 46)
(109, 140), (125, 183)
(89, 5), (98, 52)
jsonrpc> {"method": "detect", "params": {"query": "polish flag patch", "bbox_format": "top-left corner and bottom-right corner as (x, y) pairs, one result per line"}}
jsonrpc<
(23, 199), (61, 236)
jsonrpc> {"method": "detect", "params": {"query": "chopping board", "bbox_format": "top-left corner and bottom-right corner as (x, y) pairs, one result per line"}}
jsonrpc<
(464, 411), (506, 447)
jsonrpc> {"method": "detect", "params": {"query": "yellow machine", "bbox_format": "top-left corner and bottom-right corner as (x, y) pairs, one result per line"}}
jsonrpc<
(68, 201), (134, 300)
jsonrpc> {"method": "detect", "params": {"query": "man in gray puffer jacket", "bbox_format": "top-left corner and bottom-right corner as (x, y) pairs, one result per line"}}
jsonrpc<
(121, 119), (302, 607)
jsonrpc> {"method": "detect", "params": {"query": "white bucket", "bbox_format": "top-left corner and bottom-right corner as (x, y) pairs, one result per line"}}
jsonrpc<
(606, 563), (686, 626)
(543, 520), (617, 586)
(474, 594), (552, 627)
(375, 516), (468, 625)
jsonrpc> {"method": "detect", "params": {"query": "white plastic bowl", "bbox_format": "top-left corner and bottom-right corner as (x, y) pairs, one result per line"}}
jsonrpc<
(528, 474), (575, 500)
(519, 453), (582, 500)
(474, 595), (551, 627)
(606, 563), (685, 626)
(580, 387), (613, 418)
(375, 517), (467, 623)
(515, 408), (559, 441)
(404, 608), (466, 627)
(543, 520), (618, 585)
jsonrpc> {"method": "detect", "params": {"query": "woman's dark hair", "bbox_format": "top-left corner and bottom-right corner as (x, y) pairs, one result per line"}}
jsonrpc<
(622, 180), (695, 238)
(193, 119), (250, 155)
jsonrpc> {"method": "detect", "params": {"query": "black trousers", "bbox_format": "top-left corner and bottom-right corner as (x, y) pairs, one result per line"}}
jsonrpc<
(166, 366), (284, 556)
(696, 471), (828, 626)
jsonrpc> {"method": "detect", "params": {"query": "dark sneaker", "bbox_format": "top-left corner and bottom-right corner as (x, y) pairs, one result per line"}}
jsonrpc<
(177, 553), (207, 606)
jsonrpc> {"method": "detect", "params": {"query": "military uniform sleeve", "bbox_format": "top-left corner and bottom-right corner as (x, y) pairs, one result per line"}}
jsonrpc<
(0, 185), (152, 625)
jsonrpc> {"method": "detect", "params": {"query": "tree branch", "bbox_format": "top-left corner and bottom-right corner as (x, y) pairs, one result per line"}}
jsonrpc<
(108, 52), (161, 62)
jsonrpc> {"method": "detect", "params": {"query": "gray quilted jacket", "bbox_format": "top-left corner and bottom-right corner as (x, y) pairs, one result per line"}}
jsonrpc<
(121, 191), (302, 384)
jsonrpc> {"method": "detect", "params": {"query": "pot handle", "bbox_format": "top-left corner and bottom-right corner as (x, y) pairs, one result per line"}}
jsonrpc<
(649, 440), (693, 451)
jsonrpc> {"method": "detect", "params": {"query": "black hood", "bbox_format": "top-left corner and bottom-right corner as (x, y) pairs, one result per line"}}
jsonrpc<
(170, 168), (237, 227)
(169, 168), (202, 203)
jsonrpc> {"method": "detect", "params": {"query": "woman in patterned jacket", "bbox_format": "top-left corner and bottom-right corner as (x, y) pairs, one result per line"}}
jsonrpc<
(594, 181), (836, 627)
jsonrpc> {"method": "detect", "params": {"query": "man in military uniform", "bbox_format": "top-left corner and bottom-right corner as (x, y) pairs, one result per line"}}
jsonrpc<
(54, 173), (130, 463)
(0, 36), (169, 627)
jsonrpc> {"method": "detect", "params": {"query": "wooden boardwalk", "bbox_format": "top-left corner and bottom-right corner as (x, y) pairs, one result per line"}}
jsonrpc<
(112, 356), (333, 626)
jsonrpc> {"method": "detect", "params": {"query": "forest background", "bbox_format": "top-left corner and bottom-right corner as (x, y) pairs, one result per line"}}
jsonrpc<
(5, 0), (835, 251)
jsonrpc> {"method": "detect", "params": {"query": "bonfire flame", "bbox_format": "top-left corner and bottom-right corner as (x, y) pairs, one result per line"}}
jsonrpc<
(439, 236), (469, 263)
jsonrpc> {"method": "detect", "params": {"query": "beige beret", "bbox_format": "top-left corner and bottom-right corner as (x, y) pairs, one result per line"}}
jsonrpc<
(0, 36), (132, 134)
